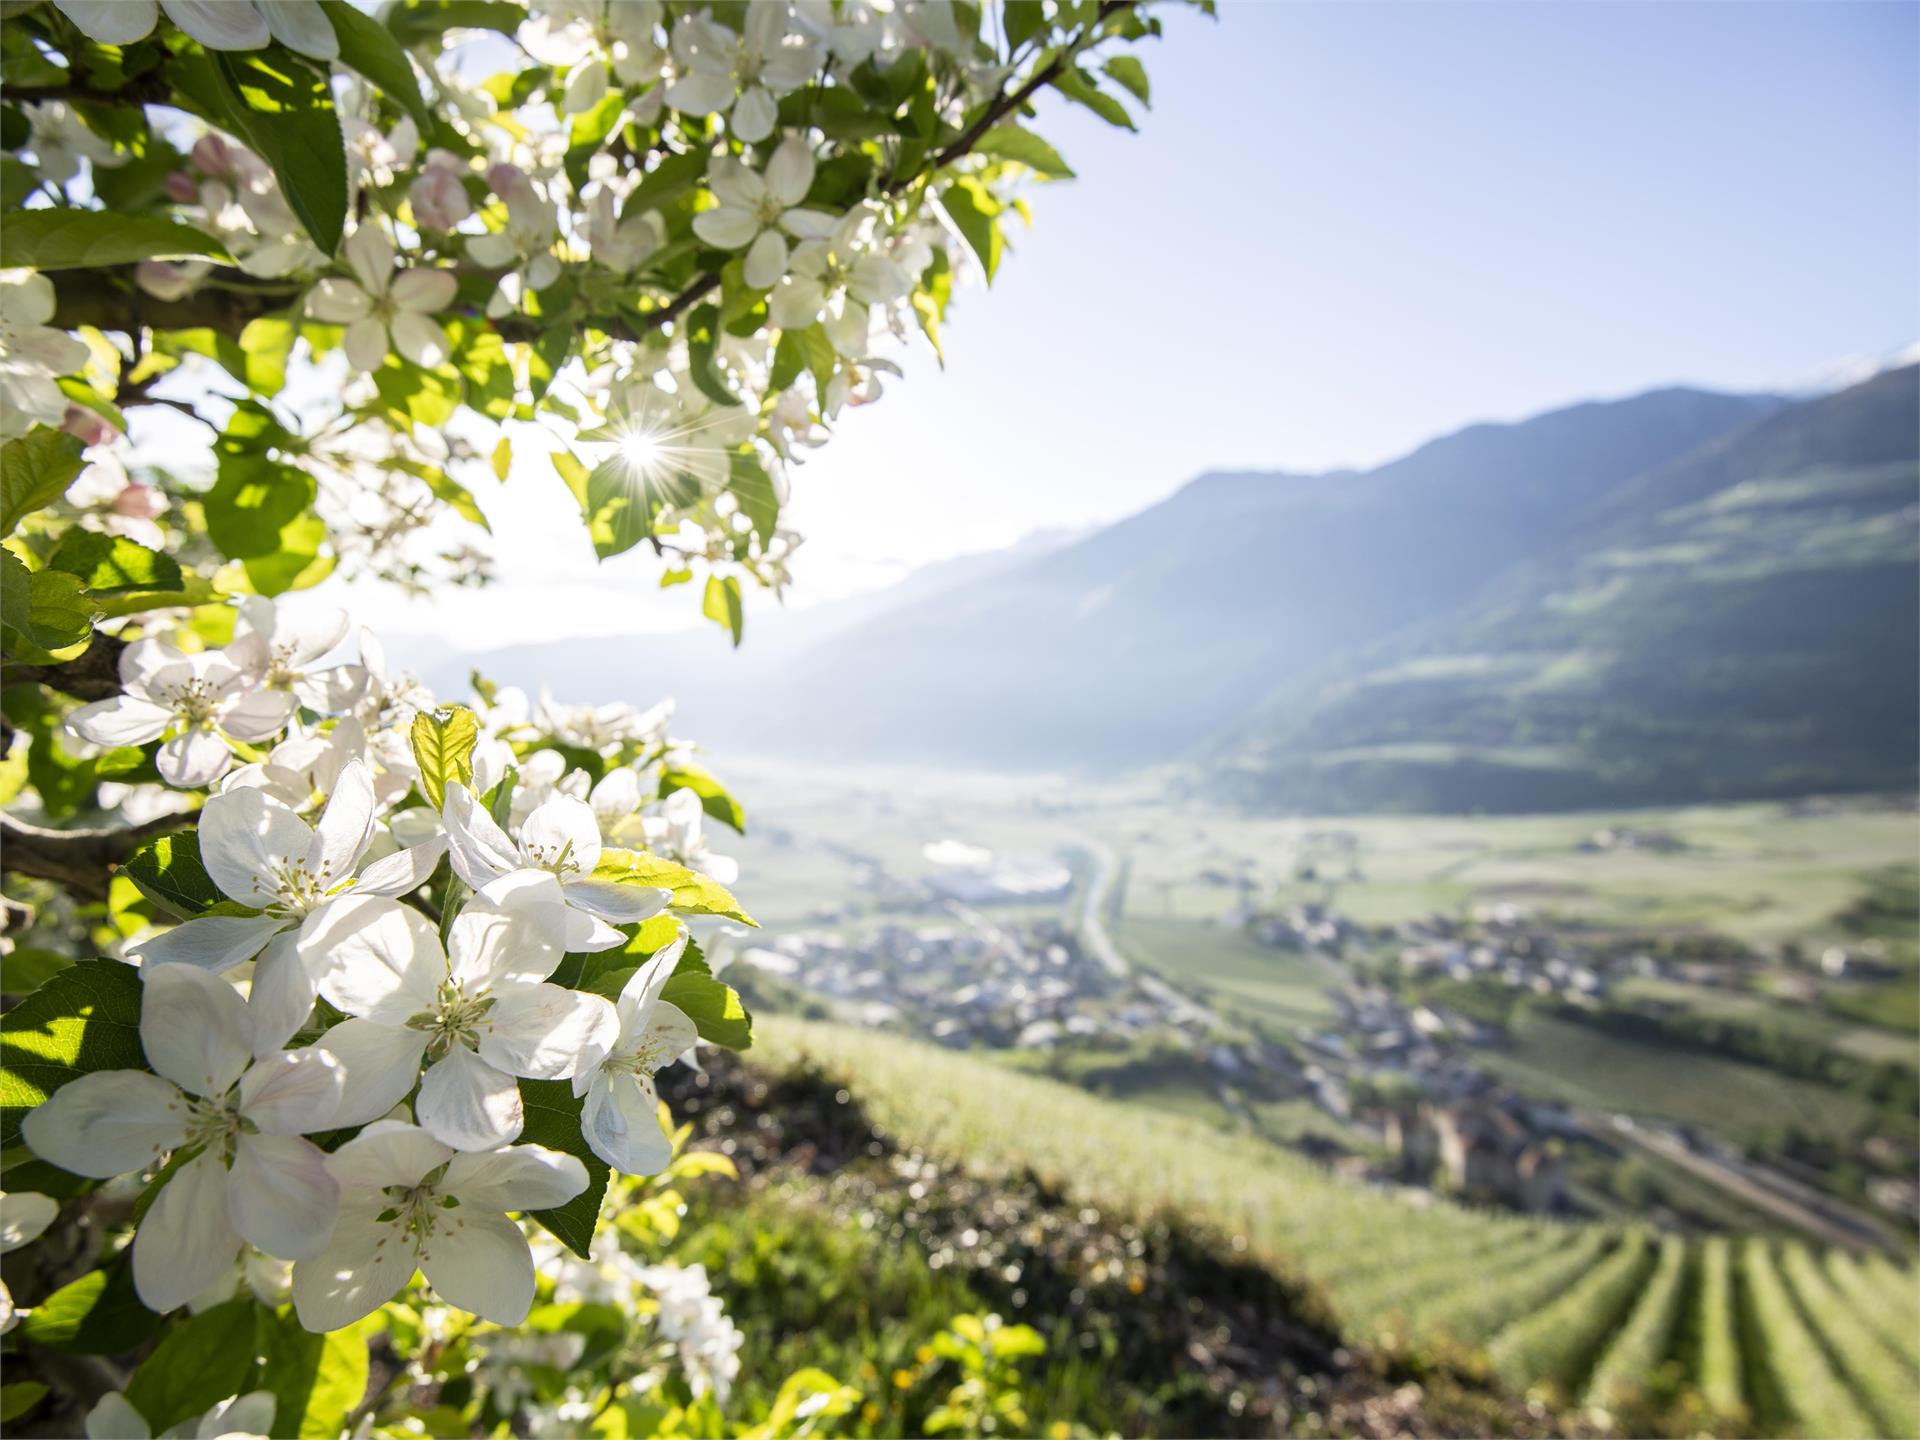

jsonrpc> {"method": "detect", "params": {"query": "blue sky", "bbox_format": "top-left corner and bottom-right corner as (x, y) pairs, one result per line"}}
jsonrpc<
(375, 0), (1920, 648)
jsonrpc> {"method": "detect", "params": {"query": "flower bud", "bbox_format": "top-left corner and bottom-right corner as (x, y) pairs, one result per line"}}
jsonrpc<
(409, 167), (471, 231)
(60, 405), (118, 447)
(191, 132), (236, 178)
(163, 169), (199, 203)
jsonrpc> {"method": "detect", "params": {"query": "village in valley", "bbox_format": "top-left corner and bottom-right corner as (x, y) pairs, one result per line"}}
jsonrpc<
(710, 784), (1919, 1258)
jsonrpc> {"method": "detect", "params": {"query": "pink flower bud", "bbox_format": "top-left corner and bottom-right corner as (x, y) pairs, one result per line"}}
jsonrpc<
(486, 162), (526, 195)
(191, 132), (236, 178)
(409, 167), (471, 232)
(136, 260), (201, 303)
(112, 482), (167, 520)
(60, 405), (119, 447)
(164, 170), (199, 203)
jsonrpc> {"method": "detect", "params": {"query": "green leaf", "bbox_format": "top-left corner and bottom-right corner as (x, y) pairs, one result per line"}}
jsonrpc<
(256, 1309), (372, 1440)
(321, 0), (428, 121)
(939, 179), (1003, 282)
(205, 451), (317, 561)
(46, 531), (183, 596)
(1052, 68), (1136, 130)
(124, 1299), (262, 1435)
(423, 469), (489, 531)
(622, 147), (709, 219)
(702, 573), (744, 648)
(385, 0), (524, 46)
(658, 762), (746, 833)
(973, 125), (1074, 178)
(0, 211), (230, 270)
(1, 948), (73, 996)
(0, 1384), (47, 1424)
(0, 551), (95, 653)
(516, 1079), (608, 1258)
(684, 305), (741, 408)
(88, 572), (221, 620)
(593, 848), (756, 926)
(659, 971), (752, 1050)
(410, 705), (478, 810)
(727, 451), (779, 548)
(1004, 0), (1047, 50)
(21, 1257), (166, 1355)
(121, 832), (229, 920)
(237, 314), (297, 395)
(240, 510), (333, 597)
(1101, 55), (1151, 106)
(2, 429), (85, 539)
(565, 88), (627, 190)
(214, 49), (348, 254)
(0, 959), (145, 1148)
(490, 436), (512, 482)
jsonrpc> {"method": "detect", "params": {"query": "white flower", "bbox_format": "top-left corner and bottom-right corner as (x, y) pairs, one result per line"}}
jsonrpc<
(0, 1190), (58, 1336)
(585, 188), (661, 274)
(692, 138), (834, 289)
(345, 115), (418, 190)
(575, 930), (695, 1173)
(64, 450), (170, 549)
(666, 6), (822, 143)
(22, 100), (124, 185)
(442, 783), (670, 945)
(65, 637), (297, 788)
(639, 1263), (744, 1404)
(290, 1121), (587, 1331)
(84, 1389), (275, 1440)
(646, 787), (739, 885)
(127, 762), (445, 1054)
(22, 965), (344, 1312)
(0, 269), (90, 439)
(305, 876), (619, 1149)
(54, 1), (338, 58)
(306, 227), (456, 372)
(467, 166), (561, 317)
(227, 596), (371, 715)
(769, 213), (912, 331)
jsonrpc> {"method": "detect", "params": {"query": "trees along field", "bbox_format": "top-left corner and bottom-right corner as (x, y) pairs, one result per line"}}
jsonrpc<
(0, 1), (1185, 1433)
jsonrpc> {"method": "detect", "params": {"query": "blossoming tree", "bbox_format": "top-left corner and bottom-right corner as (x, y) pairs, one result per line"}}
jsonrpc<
(0, 0), (1179, 1433)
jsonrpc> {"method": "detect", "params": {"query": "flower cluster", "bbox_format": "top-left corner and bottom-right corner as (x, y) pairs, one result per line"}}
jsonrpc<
(13, 594), (755, 1337)
(2, 0), (1159, 628)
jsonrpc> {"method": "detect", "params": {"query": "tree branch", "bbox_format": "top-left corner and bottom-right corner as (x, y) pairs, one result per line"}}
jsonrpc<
(1, 632), (126, 702)
(886, 0), (1137, 194)
(0, 811), (195, 903)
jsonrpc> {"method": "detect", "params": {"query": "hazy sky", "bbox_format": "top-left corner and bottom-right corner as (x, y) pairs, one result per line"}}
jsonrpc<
(352, 0), (1920, 649)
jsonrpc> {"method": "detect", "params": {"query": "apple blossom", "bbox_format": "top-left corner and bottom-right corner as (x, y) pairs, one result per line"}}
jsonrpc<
(291, 1121), (587, 1331)
(0, 1190), (58, 1336)
(667, 6), (823, 143)
(305, 227), (456, 372)
(65, 638), (296, 788)
(307, 878), (618, 1148)
(22, 965), (344, 1312)
(84, 1389), (276, 1440)
(1, 269), (91, 438)
(691, 139), (835, 289)
(574, 929), (696, 1174)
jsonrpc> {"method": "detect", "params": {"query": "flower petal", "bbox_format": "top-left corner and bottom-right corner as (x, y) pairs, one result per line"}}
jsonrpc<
(564, 876), (668, 925)
(441, 782), (518, 890)
(418, 1206), (535, 1324)
(221, 686), (298, 742)
(305, 277), (373, 323)
(228, 1132), (339, 1260)
(291, 1197), (416, 1333)
(261, 0), (337, 59)
(765, 134), (815, 207)
(308, 896), (445, 1024)
(158, 727), (233, 788)
(199, 786), (316, 907)
(22, 1070), (189, 1178)
(478, 982), (618, 1081)
(125, 913), (287, 974)
(162, 0), (269, 50)
(133, 1150), (242, 1313)
(246, 927), (318, 1055)
(325, 1119), (452, 1193)
(238, 1049), (342, 1134)
(307, 758), (375, 887)
(692, 205), (759, 251)
(84, 1392), (149, 1440)
(390, 267), (458, 314)
(0, 1192), (59, 1252)
(743, 228), (789, 289)
(141, 963), (253, 1098)
(55, 0), (159, 44)
(416, 1047), (523, 1151)
(518, 794), (602, 877)
(729, 84), (776, 143)
(582, 1070), (673, 1175)
(342, 316), (390, 373)
(353, 838), (446, 898)
(441, 1141), (589, 1212)
(65, 695), (172, 747)
(308, 1020), (430, 1129)
(391, 311), (452, 369)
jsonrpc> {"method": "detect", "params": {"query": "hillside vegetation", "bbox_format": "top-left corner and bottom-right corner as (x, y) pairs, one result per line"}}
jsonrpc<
(746, 1018), (1920, 1435)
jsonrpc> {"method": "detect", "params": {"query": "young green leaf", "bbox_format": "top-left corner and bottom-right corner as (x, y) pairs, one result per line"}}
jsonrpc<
(123, 1299), (262, 1434)
(702, 573), (745, 648)
(46, 531), (184, 595)
(121, 832), (230, 920)
(0, 959), (145, 1148)
(593, 848), (756, 925)
(1, 429), (86, 538)
(410, 704), (479, 809)
(214, 49), (349, 254)
(973, 125), (1076, 178)
(516, 1078), (608, 1258)
(0, 211), (231, 270)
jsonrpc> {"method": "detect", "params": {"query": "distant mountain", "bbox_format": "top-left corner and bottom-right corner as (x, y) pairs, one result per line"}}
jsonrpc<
(1204, 366), (1920, 811)
(721, 385), (1784, 768)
